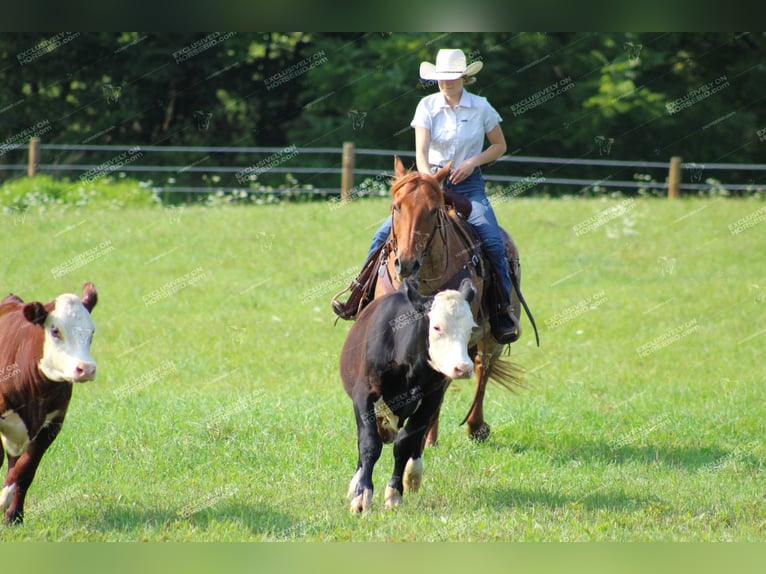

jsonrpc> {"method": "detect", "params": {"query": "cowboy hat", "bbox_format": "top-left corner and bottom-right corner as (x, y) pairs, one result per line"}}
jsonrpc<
(419, 49), (483, 81)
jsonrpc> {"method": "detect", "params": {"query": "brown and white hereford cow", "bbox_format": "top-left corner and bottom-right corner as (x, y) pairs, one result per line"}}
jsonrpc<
(0, 282), (97, 524)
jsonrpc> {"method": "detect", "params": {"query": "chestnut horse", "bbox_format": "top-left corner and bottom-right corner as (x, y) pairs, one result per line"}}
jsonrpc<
(372, 156), (537, 444)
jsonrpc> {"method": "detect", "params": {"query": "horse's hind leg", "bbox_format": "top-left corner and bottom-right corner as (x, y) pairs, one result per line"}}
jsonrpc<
(425, 413), (440, 447)
(464, 350), (492, 441)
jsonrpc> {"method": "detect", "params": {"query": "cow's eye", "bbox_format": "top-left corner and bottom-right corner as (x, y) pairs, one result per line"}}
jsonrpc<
(431, 325), (442, 334)
(50, 326), (62, 340)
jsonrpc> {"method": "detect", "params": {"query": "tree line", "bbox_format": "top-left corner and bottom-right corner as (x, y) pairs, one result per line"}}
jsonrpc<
(1, 32), (764, 188)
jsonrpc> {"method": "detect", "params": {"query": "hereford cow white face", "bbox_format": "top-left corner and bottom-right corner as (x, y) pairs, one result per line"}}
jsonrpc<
(426, 282), (477, 380)
(35, 294), (97, 383)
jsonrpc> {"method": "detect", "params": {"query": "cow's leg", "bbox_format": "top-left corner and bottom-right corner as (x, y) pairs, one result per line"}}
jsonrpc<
(464, 350), (492, 441)
(385, 388), (445, 509)
(0, 441), (14, 515)
(349, 393), (382, 513)
(3, 419), (62, 525)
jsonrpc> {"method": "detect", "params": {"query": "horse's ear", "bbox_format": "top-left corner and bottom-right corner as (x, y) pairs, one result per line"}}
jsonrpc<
(394, 155), (407, 178)
(434, 161), (452, 183)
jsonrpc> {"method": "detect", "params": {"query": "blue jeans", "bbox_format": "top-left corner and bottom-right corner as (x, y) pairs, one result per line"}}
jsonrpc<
(367, 169), (511, 298)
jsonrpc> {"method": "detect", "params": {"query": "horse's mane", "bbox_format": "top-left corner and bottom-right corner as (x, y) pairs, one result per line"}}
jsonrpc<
(390, 170), (445, 206)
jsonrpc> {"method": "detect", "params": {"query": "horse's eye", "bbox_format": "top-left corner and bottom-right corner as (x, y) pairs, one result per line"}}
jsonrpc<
(393, 204), (400, 213)
(430, 207), (439, 217)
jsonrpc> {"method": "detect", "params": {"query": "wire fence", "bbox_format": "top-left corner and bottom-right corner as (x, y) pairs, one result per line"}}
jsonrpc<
(1, 140), (765, 199)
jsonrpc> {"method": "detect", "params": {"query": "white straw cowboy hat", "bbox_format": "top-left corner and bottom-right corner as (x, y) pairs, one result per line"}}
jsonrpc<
(419, 49), (483, 82)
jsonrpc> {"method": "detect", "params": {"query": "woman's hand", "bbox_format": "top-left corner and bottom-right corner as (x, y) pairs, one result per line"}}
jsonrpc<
(449, 158), (478, 185)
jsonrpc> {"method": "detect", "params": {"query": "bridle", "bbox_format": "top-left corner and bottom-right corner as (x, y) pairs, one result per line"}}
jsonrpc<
(389, 176), (450, 282)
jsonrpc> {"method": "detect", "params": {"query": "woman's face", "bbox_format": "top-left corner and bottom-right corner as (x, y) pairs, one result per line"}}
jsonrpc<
(438, 78), (464, 99)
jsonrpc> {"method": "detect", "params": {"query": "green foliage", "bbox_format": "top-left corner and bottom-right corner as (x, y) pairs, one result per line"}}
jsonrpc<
(2, 32), (764, 191)
(0, 174), (158, 212)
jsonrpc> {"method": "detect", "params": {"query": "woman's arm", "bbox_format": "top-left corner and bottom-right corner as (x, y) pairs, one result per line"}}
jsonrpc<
(414, 126), (432, 175)
(450, 124), (507, 185)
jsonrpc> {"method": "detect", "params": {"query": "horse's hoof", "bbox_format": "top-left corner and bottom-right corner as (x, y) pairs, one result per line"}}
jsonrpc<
(384, 486), (402, 509)
(468, 422), (490, 442)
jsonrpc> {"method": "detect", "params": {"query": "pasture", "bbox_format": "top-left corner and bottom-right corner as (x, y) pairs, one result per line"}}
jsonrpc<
(0, 193), (763, 541)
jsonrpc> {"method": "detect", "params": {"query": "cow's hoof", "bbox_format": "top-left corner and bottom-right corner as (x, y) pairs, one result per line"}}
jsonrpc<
(403, 458), (423, 492)
(384, 486), (402, 509)
(0, 484), (16, 512)
(350, 488), (372, 513)
(4, 512), (22, 526)
(347, 468), (362, 499)
(468, 422), (490, 442)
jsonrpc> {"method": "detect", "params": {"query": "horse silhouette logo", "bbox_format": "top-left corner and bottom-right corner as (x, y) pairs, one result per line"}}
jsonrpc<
(749, 284), (766, 304)
(687, 163), (705, 183)
(102, 83), (122, 104)
(657, 256), (676, 277)
(348, 110), (367, 131)
(624, 42), (643, 63)
(193, 110), (213, 131)
(595, 136), (614, 156)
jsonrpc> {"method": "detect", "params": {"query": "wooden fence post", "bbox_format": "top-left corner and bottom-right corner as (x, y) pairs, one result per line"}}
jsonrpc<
(668, 156), (682, 199)
(341, 142), (355, 201)
(28, 137), (41, 178)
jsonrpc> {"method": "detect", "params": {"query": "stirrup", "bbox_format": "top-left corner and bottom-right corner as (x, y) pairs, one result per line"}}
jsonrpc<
(331, 292), (359, 321)
(490, 306), (520, 344)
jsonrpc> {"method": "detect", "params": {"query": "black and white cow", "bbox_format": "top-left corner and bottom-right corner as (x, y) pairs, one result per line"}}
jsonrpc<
(340, 278), (476, 513)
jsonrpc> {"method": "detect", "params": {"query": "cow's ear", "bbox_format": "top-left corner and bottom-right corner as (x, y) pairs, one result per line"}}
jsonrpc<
(81, 282), (98, 312)
(23, 302), (48, 325)
(403, 279), (422, 303)
(459, 278), (476, 304)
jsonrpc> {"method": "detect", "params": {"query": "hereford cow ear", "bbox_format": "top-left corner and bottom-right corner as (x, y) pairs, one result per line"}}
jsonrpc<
(23, 302), (48, 325)
(458, 278), (476, 304)
(81, 282), (98, 312)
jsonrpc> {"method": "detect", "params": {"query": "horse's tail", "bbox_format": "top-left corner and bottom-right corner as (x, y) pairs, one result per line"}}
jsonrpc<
(459, 356), (524, 426)
(487, 355), (525, 392)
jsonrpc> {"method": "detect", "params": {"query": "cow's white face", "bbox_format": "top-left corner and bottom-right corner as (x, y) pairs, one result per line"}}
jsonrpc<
(38, 294), (96, 383)
(427, 289), (477, 379)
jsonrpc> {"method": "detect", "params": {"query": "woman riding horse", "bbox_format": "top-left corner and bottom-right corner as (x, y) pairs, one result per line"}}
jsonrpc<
(333, 48), (518, 344)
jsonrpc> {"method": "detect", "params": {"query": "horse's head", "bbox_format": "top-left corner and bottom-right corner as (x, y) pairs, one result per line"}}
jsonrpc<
(390, 156), (451, 281)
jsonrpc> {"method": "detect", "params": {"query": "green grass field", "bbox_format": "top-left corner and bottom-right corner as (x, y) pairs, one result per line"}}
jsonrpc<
(0, 194), (763, 541)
